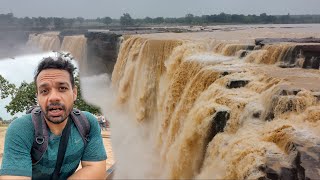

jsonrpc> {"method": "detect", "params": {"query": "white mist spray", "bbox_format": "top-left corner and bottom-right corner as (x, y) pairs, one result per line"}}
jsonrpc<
(80, 73), (161, 179)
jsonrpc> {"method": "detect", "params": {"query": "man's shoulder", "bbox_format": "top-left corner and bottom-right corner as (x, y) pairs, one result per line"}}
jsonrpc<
(6, 114), (34, 140)
(8, 114), (33, 130)
(79, 111), (101, 133)
(81, 111), (98, 122)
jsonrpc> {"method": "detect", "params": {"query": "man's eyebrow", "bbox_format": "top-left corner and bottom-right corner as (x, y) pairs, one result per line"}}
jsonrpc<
(58, 82), (71, 87)
(38, 83), (49, 88)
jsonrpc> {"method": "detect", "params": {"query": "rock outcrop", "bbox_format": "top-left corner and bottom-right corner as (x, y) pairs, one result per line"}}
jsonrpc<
(85, 32), (122, 75)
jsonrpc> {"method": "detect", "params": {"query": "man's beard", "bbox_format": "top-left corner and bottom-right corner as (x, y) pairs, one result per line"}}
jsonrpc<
(42, 103), (71, 124)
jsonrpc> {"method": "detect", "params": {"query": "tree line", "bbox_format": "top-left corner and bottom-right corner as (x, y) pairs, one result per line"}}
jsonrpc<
(1, 12), (320, 30)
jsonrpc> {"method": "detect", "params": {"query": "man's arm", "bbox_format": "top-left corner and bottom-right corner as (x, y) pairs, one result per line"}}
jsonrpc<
(69, 112), (108, 179)
(0, 176), (31, 180)
(68, 160), (106, 180)
(0, 116), (33, 179)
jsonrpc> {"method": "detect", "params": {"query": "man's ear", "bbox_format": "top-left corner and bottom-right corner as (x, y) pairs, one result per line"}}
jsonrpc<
(73, 86), (78, 101)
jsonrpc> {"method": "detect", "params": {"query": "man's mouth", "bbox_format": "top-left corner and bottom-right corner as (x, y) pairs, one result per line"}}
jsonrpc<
(48, 106), (64, 116)
(49, 107), (62, 111)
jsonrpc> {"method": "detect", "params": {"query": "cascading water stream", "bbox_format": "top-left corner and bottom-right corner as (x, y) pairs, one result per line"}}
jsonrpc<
(109, 36), (320, 179)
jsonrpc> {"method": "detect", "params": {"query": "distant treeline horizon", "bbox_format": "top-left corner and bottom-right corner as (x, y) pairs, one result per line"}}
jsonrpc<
(1, 12), (320, 30)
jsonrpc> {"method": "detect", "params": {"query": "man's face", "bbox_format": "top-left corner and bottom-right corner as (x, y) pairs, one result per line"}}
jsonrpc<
(36, 69), (77, 124)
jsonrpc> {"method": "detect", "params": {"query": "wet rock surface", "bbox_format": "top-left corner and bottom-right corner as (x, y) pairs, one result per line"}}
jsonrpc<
(253, 38), (320, 70)
(262, 85), (316, 121)
(201, 110), (230, 172)
(210, 111), (230, 138)
(85, 32), (122, 75)
(255, 37), (320, 46)
(261, 141), (320, 180)
(227, 80), (249, 88)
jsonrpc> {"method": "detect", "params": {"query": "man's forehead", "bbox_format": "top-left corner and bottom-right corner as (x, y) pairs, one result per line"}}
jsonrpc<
(36, 69), (71, 85)
(38, 81), (70, 87)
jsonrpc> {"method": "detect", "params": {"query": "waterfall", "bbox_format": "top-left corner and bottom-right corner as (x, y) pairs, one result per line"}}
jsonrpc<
(110, 36), (320, 179)
(26, 32), (61, 51)
(60, 35), (87, 74)
(245, 43), (297, 65)
(26, 33), (88, 74)
(23, 29), (320, 179)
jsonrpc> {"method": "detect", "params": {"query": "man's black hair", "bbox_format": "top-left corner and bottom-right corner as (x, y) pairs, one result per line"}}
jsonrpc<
(34, 57), (77, 89)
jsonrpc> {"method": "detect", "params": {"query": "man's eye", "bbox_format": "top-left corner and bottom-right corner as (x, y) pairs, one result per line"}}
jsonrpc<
(60, 87), (68, 91)
(40, 89), (48, 94)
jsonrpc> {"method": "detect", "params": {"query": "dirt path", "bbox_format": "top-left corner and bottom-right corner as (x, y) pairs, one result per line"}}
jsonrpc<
(101, 129), (115, 170)
(0, 126), (7, 166)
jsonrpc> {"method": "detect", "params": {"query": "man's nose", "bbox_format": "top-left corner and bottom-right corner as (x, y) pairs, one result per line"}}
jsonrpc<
(48, 89), (61, 102)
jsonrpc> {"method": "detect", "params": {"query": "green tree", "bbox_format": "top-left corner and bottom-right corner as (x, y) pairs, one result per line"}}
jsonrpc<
(63, 18), (75, 27)
(5, 81), (37, 115)
(20, 17), (33, 27)
(76, 17), (85, 25)
(185, 13), (194, 24)
(0, 74), (16, 99)
(120, 13), (134, 26)
(153, 17), (164, 24)
(102, 16), (112, 25)
(144, 17), (153, 24)
(38, 17), (50, 28)
(53, 17), (64, 29)
(0, 13), (14, 25)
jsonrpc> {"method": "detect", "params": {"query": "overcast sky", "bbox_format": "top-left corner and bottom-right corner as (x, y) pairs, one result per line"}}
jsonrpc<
(1, 0), (320, 19)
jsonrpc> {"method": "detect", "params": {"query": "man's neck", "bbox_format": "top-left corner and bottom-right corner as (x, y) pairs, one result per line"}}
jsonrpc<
(45, 118), (68, 136)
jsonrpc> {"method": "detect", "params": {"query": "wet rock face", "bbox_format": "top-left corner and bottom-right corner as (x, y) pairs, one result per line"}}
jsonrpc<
(85, 32), (122, 75)
(279, 89), (301, 96)
(312, 92), (320, 101)
(299, 145), (320, 179)
(211, 111), (230, 136)
(261, 125), (320, 180)
(261, 142), (320, 180)
(227, 80), (249, 89)
(204, 111), (230, 151)
(302, 57), (320, 69)
(263, 86), (314, 121)
(246, 45), (255, 51)
(253, 38), (320, 70)
(201, 110), (230, 171)
(255, 37), (320, 46)
(238, 50), (249, 58)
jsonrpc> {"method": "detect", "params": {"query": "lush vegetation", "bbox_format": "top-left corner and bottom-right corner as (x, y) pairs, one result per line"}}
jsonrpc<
(0, 74), (101, 118)
(1, 12), (320, 30)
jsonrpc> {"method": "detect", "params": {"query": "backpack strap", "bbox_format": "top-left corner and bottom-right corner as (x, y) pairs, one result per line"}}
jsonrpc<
(31, 107), (90, 164)
(31, 107), (49, 164)
(51, 118), (72, 180)
(70, 108), (90, 146)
